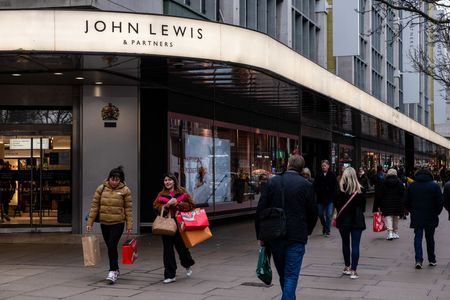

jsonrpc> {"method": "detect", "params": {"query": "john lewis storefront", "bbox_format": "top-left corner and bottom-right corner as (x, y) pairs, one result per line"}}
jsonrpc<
(0, 10), (449, 233)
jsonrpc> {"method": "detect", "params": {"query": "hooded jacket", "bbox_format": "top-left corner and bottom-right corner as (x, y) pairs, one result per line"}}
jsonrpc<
(86, 181), (133, 230)
(405, 170), (443, 228)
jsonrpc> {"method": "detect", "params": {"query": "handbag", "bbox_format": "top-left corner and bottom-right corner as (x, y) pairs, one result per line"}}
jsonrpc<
(333, 192), (358, 227)
(373, 211), (387, 232)
(81, 235), (101, 266)
(152, 206), (177, 236)
(122, 236), (138, 264)
(256, 246), (272, 285)
(258, 174), (286, 242)
(177, 208), (209, 232)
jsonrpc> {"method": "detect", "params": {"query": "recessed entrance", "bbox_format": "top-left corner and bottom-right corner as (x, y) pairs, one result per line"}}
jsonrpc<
(0, 133), (72, 229)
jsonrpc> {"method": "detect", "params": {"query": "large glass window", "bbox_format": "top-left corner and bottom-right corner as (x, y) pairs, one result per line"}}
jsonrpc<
(168, 113), (298, 214)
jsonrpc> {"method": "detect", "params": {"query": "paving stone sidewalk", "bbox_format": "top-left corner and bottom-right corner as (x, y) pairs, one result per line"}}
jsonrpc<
(1, 212), (450, 300)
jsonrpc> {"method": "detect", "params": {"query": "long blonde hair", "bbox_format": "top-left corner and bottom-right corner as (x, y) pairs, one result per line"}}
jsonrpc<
(339, 167), (362, 194)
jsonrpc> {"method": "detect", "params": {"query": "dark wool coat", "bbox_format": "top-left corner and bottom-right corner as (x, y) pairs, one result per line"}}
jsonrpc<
(374, 175), (405, 216)
(314, 171), (337, 205)
(443, 180), (450, 220)
(334, 191), (366, 230)
(404, 170), (443, 229)
(255, 170), (318, 244)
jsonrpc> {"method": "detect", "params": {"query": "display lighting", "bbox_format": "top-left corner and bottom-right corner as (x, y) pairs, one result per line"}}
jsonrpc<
(75, 77), (84, 80)
(54, 72), (63, 76)
(11, 73), (21, 77)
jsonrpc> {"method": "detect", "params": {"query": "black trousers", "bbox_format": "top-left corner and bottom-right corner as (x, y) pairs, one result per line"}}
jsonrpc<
(162, 230), (195, 279)
(101, 223), (124, 271)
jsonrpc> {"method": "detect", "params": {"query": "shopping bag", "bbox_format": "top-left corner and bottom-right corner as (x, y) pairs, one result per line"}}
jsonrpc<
(82, 235), (101, 266)
(178, 208), (209, 232)
(179, 225), (213, 248)
(332, 208), (337, 227)
(122, 238), (138, 264)
(256, 246), (272, 285)
(373, 212), (387, 232)
(152, 208), (177, 236)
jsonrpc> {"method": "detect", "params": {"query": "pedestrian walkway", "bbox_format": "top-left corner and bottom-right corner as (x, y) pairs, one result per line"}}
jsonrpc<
(1, 213), (450, 300)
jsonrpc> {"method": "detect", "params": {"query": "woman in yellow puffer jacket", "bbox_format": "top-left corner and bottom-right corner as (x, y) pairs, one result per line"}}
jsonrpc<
(86, 166), (133, 283)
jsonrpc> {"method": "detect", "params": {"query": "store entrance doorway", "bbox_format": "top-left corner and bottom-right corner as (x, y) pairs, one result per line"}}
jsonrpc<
(0, 135), (72, 228)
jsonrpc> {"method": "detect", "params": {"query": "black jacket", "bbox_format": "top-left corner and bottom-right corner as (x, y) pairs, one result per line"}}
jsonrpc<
(334, 191), (366, 230)
(255, 170), (318, 244)
(443, 180), (450, 220)
(404, 170), (443, 228)
(314, 171), (337, 205)
(373, 175), (405, 216)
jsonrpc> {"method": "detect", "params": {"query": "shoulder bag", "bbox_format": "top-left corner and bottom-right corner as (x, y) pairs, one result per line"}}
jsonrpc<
(332, 191), (357, 226)
(258, 175), (286, 242)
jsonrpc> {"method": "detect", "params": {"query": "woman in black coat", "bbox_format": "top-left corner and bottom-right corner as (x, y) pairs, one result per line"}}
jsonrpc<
(374, 169), (405, 240)
(334, 167), (366, 280)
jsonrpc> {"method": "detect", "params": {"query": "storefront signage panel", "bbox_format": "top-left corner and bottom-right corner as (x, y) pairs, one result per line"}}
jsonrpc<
(10, 138), (49, 150)
(0, 10), (220, 60)
(1, 10), (450, 150)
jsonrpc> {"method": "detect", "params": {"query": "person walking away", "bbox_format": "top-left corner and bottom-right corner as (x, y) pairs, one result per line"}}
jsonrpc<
(301, 167), (314, 184)
(153, 173), (195, 284)
(86, 166), (133, 283)
(404, 168), (443, 269)
(334, 167), (366, 279)
(314, 160), (337, 237)
(255, 155), (317, 300)
(373, 168), (405, 240)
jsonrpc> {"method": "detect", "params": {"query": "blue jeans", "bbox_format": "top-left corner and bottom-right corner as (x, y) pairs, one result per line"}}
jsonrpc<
(414, 227), (436, 263)
(338, 228), (363, 270)
(317, 202), (334, 234)
(270, 241), (306, 300)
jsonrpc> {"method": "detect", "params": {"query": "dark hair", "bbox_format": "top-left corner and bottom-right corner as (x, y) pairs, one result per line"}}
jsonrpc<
(108, 166), (125, 182)
(162, 172), (183, 193)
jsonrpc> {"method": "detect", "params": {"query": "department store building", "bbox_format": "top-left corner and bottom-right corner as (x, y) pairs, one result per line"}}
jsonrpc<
(0, 7), (448, 233)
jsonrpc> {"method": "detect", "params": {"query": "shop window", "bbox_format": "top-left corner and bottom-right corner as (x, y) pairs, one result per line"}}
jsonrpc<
(0, 109), (72, 124)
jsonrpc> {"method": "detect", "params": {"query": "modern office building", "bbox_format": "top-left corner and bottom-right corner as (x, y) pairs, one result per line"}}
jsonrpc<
(0, 0), (448, 233)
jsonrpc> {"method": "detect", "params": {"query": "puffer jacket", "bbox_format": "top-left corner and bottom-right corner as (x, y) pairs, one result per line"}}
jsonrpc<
(87, 181), (133, 230)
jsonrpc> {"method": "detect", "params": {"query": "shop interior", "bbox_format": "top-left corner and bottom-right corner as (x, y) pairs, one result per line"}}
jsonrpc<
(0, 135), (71, 226)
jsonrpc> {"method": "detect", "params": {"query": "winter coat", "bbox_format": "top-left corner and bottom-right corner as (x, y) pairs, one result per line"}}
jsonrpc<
(334, 191), (366, 230)
(314, 171), (337, 205)
(373, 175), (405, 216)
(443, 180), (450, 220)
(404, 170), (443, 229)
(153, 189), (195, 217)
(255, 170), (318, 244)
(86, 181), (133, 230)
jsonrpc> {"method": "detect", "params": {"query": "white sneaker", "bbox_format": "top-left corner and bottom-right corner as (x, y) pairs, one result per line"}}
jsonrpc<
(106, 271), (118, 283)
(163, 277), (176, 284)
(393, 232), (399, 239)
(386, 231), (394, 240)
(186, 267), (193, 277)
(350, 270), (359, 279)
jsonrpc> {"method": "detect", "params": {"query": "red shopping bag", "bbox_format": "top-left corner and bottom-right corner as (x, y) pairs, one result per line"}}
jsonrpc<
(373, 212), (387, 232)
(122, 238), (138, 264)
(178, 208), (209, 232)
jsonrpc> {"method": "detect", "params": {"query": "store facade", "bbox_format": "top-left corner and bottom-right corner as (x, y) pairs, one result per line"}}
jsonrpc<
(0, 10), (449, 233)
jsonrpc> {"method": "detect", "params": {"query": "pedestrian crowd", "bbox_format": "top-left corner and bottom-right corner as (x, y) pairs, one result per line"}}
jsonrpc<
(82, 156), (449, 300)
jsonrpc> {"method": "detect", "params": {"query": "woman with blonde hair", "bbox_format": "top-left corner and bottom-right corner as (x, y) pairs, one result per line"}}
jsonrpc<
(334, 167), (366, 279)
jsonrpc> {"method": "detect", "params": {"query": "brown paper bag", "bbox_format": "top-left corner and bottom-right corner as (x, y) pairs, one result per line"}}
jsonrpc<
(180, 226), (213, 248)
(82, 235), (101, 266)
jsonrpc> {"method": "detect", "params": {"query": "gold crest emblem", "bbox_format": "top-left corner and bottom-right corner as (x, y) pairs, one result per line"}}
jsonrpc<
(101, 103), (120, 121)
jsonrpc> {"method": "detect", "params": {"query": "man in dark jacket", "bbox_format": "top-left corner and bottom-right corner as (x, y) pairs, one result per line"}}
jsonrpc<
(313, 160), (337, 236)
(404, 168), (443, 269)
(255, 154), (317, 300)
